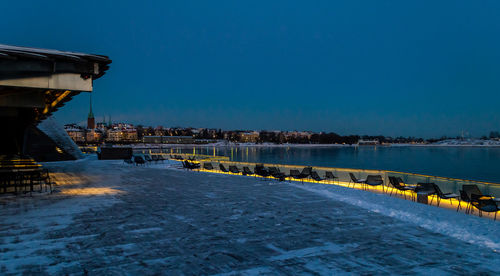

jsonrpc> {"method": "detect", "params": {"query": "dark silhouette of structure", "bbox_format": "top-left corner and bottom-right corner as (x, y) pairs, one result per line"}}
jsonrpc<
(0, 44), (111, 160)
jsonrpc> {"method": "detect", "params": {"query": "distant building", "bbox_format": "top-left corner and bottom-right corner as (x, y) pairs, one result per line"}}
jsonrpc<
(96, 122), (108, 130)
(106, 129), (122, 142)
(65, 125), (86, 143)
(111, 122), (134, 129)
(285, 131), (313, 139)
(143, 136), (194, 144)
(358, 139), (379, 145)
(86, 129), (103, 143)
(106, 128), (138, 142)
(240, 131), (260, 143)
(191, 128), (201, 135)
(122, 129), (138, 142)
(154, 126), (166, 136)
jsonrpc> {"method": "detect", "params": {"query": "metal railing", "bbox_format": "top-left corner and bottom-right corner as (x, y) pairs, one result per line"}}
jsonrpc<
(196, 159), (500, 198)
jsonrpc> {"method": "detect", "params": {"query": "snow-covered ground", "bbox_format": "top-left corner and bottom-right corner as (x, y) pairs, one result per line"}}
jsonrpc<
(430, 138), (500, 146)
(0, 156), (499, 274)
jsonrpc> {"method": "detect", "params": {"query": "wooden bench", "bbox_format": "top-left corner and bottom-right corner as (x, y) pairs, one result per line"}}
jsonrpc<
(0, 158), (52, 195)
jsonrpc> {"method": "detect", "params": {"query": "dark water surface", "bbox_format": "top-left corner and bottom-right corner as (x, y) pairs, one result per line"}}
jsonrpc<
(177, 146), (500, 183)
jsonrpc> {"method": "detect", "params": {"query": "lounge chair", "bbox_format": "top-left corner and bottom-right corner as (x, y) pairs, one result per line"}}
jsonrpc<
(254, 164), (271, 177)
(365, 175), (384, 191)
(25, 169), (52, 194)
(219, 164), (229, 173)
(388, 176), (416, 200)
(289, 167), (311, 182)
(463, 184), (487, 199)
(18, 171), (31, 195)
(191, 162), (200, 170)
(144, 155), (153, 162)
(242, 167), (254, 176)
(432, 183), (459, 207)
(324, 171), (338, 184)
(133, 156), (146, 166)
(414, 182), (437, 204)
(203, 163), (214, 170)
(185, 161), (200, 170)
(463, 184), (494, 215)
(229, 165), (241, 174)
(310, 171), (325, 182)
(157, 155), (166, 163)
(299, 167), (312, 179)
(458, 189), (473, 213)
(470, 194), (500, 220)
(268, 167), (286, 181)
(38, 169), (52, 193)
(0, 171), (20, 194)
(349, 173), (366, 188)
(296, 167), (312, 181)
(289, 169), (300, 179)
(151, 155), (160, 163)
(267, 167), (279, 175)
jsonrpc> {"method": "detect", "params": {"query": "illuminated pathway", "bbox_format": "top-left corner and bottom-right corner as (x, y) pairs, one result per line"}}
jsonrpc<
(0, 157), (499, 274)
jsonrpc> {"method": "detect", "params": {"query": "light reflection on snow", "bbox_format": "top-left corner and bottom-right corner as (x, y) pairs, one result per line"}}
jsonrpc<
(50, 172), (86, 185)
(59, 187), (124, 196)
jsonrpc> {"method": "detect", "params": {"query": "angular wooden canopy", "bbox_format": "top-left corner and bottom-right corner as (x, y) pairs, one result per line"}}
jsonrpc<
(0, 44), (111, 123)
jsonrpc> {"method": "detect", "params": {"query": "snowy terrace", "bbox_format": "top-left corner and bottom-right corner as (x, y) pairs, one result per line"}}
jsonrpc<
(0, 156), (499, 274)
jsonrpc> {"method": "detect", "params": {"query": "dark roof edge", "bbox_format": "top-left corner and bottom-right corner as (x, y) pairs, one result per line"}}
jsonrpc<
(0, 43), (111, 80)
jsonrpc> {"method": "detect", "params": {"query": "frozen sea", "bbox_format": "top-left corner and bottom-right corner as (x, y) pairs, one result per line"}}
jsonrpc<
(0, 156), (499, 275)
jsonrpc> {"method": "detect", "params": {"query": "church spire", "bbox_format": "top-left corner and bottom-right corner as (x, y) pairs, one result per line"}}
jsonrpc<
(88, 94), (94, 119)
(87, 94), (95, 129)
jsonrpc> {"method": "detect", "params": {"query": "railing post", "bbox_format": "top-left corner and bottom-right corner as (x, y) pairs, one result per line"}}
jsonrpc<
(384, 171), (388, 191)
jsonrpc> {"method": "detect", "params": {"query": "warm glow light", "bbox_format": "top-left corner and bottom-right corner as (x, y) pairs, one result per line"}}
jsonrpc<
(195, 159), (500, 220)
(42, 90), (72, 114)
(59, 187), (124, 196)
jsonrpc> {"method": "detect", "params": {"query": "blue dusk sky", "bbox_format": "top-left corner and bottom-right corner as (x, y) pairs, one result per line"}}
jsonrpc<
(2, 1), (500, 138)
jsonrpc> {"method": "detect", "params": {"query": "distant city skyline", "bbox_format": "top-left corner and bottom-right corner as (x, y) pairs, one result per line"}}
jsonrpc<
(3, 1), (500, 138)
(58, 91), (497, 139)
(64, 113), (492, 140)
